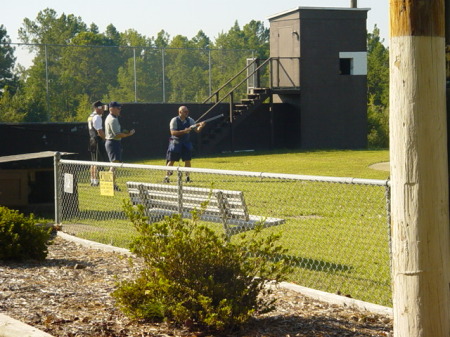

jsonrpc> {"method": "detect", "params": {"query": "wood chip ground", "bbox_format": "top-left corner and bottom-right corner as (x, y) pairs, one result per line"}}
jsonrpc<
(0, 235), (393, 336)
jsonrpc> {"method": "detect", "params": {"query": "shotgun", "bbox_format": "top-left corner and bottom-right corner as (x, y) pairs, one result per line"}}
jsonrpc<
(190, 114), (224, 129)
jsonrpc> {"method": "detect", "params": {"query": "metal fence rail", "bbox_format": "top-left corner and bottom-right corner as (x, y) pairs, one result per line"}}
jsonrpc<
(56, 157), (392, 306)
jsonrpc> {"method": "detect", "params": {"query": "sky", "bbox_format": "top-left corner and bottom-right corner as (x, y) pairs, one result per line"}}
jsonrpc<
(2, 0), (389, 67)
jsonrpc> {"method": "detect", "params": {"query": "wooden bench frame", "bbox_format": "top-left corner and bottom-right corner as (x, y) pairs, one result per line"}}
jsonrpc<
(126, 181), (285, 237)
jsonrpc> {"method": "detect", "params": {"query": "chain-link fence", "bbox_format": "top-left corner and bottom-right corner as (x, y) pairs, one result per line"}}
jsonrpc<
(56, 156), (392, 307)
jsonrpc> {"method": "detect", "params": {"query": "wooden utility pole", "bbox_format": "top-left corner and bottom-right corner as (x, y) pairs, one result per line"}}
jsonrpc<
(390, 1), (450, 336)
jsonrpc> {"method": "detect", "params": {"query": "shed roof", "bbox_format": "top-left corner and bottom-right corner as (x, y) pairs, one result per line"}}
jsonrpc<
(267, 6), (370, 21)
(0, 151), (74, 163)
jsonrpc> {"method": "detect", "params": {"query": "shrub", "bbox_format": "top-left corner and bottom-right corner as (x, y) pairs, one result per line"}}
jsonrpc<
(0, 206), (52, 261)
(112, 201), (291, 332)
(367, 103), (389, 149)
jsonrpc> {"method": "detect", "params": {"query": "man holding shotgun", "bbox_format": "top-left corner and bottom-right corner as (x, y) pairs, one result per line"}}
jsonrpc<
(164, 105), (206, 183)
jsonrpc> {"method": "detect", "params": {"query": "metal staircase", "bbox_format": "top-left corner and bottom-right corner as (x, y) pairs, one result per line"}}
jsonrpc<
(232, 87), (271, 119)
(197, 86), (272, 152)
(196, 58), (273, 153)
(195, 56), (300, 153)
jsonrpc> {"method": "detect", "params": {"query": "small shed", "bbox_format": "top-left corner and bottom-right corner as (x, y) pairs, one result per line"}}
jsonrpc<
(0, 151), (73, 214)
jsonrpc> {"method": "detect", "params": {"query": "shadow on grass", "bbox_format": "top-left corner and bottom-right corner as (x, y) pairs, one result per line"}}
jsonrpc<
(64, 209), (129, 222)
(284, 256), (353, 273)
(275, 254), (353, 273)
(62, 214), (354, 274)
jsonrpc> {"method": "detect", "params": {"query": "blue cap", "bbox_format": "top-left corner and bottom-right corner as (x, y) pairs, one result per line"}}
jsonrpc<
(93, 100), (103, 108)
(109, 101), (122, 108)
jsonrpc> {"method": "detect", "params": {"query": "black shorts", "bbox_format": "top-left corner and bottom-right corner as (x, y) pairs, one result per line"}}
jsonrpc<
(89, 138), (107, 162)
(166, 141), (193, 162)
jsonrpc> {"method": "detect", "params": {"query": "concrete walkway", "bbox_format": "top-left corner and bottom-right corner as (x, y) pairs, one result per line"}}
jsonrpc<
(0, 314), (53, 337)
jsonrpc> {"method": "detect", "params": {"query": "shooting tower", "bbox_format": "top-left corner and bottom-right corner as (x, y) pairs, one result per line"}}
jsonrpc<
(268, 6), (369, 149)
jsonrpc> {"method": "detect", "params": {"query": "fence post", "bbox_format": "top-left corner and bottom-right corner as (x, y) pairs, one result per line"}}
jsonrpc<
(162, 48), (166, 102)
(54, 151), (61, 225)
(133, 47), (137, 102)
(384, 181), (392, 283)
(177, 169), (182, 214)
(208, 49), (212, 99)
(229, 93), (234, 152)
(45, 44), (50, 121)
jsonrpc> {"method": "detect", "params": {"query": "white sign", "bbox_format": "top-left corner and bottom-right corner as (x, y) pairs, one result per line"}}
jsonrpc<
(64, 173), (74, 194)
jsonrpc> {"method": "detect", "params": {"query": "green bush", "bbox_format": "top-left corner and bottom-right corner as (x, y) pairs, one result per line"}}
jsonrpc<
(368, 103), (389, 149)
(112, 201), (291, 332)
(0, 206), (52, 261)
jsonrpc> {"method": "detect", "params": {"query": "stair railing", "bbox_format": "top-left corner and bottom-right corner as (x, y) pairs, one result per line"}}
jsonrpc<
(202, 58), (260, 104)
(197, 57), (272, 123)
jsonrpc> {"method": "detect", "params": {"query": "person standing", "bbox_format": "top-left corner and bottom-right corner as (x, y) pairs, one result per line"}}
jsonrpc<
(104, 101), (135, 189)
(87, 100), (106, 186)
(164, 105), (205, 183)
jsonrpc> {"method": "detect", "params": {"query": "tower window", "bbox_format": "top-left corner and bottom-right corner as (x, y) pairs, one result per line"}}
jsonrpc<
(340, 58), (352, 75)
(339, 52), (367, 75)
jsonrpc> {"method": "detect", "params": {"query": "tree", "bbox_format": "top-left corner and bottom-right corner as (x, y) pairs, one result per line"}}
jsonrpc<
(154, 30), (170, 48)
(165, 34), (211, 102)
(191, 30), (211, 49)
(367, 25), (389, 108)
(366, 25), (389, 148)
(241, 20), (269, 58)
(110, 30), (164, 102)
(212, 21), (268, 100)
(0, 25), (23, 122)
(0, 25), (18, 96)
(60, 31), (122, 121)
(8, 9), (272, 120)
(367, 104), (389, 149)
(18, 8), (87, 46)
(105, 24), (121, 46)
(18, 8), (89, 121)
(0, 89), (27, 122)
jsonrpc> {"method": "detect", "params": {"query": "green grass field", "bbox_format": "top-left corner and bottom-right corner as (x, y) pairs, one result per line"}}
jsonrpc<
(135, 149), (390, 180)
(61, 149), (392, 306)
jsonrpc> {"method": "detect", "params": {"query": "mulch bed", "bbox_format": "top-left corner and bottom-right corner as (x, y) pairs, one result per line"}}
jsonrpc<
(0, 234), (393, 336)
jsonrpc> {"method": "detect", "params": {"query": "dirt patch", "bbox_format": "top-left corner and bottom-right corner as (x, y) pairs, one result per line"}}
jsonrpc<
(369, 162), (390, 172)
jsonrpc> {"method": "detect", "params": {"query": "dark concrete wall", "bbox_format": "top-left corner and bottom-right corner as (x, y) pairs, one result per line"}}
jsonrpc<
(113, 103), (215, 162)
(0, 102), (297, 162)
(0, 123), (91, 160)
(225, 103), (299, 152)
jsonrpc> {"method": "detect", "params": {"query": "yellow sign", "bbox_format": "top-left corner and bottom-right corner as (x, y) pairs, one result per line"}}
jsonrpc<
(100, 171), (114, 196)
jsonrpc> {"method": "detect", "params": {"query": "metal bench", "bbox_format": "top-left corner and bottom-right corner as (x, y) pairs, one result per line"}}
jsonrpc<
(126, 181), (285, 237)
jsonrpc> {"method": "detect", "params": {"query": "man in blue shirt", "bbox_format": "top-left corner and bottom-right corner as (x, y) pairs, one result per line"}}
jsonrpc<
(104, 101), (136, 190)
(164, 106), (205, 183)
(105, 101), (135, 163)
